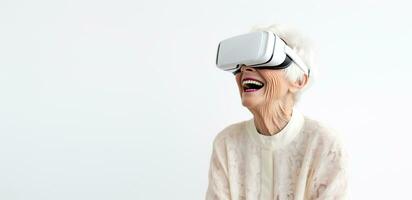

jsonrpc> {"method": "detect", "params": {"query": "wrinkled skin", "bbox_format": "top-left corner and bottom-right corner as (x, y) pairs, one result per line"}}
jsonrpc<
(235, 65), (308, 136)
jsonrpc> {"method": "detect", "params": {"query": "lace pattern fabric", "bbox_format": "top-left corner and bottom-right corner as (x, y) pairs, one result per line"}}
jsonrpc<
(205, 111), (348, 200)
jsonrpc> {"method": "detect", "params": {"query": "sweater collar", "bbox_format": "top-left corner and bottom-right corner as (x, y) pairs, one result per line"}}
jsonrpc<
(246, 107), (305, 150)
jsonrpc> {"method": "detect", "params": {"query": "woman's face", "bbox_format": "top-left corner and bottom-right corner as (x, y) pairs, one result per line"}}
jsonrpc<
(235, 65), (291, 109)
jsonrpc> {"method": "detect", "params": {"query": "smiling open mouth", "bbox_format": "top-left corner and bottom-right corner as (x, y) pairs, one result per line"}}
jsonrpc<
(242, 79), (264, 92)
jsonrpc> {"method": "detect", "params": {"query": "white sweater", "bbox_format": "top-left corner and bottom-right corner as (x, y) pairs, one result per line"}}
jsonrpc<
(205, 108), (348, 200)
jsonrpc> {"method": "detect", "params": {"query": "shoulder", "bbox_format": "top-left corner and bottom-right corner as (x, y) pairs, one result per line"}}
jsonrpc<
(212, 119), (249, 149)
(303, 116), (349, 168)
(303, 116), (346, 152)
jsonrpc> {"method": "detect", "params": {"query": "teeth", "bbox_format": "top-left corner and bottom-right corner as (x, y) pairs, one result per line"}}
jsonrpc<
(242, 80), (263, 87)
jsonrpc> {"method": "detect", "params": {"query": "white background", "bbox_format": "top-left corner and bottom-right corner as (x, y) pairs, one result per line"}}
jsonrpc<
(1, 0), (411, 199)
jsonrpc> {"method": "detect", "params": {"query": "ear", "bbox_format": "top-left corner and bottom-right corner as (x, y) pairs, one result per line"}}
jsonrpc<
(289, 74), (308, 93)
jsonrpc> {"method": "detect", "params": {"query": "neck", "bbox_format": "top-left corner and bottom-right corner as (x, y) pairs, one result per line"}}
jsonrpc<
(249, 93), (295, 136)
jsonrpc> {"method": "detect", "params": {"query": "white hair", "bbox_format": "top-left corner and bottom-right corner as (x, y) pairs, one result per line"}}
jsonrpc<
(249, 23), (317, 104)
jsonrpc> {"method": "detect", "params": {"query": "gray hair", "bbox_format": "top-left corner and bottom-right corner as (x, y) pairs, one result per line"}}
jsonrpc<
(249, 23), (317, 104)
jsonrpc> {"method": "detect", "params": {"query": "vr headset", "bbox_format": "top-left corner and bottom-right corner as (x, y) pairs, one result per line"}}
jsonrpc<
(215, 31), (310, 76)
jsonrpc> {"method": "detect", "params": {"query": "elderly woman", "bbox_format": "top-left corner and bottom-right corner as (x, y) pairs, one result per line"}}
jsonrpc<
(205, 24), (348, 200)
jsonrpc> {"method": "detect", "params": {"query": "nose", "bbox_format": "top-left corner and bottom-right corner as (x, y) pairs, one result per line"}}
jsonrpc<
(240, 65), (256, 72)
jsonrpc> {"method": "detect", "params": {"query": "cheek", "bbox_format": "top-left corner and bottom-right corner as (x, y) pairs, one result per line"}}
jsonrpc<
(260, 71), (288, 100)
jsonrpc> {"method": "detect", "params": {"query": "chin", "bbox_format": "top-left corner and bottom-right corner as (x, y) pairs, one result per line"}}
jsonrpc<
(241, 98), (262, 109)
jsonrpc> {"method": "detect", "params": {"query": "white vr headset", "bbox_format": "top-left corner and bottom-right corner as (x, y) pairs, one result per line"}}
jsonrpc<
(215, 31), (310, 76)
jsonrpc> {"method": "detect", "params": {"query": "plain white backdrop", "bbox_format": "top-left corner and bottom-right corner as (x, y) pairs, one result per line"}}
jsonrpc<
(1, 0), (412, 199)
